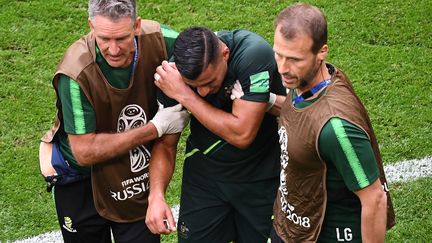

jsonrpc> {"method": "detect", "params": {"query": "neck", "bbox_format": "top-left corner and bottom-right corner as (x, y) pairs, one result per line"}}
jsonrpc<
(298, 62), (330, 93)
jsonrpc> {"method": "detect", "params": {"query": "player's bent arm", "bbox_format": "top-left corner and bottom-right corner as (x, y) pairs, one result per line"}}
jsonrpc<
(181, 92), (267, 149)
(155, 61), (267, 149)
(229, 81), (284, 117)
(68, 123), (159, 166)
(353, 178), (387, 243)
(146, 133), (180, 234)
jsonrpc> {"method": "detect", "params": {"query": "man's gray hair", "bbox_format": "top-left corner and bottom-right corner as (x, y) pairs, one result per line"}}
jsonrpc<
(88, 0), (136, 23)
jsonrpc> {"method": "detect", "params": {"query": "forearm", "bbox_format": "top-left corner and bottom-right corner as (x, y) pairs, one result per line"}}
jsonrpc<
(360, 196), (387, 242)
(179, 92), (266, 149)
(355, 179), (388, 243)
(148, 134), (179, 201)
(69, 123), (159, 166)
(179, 92), (238, 138)
(146, 134), (180, 234)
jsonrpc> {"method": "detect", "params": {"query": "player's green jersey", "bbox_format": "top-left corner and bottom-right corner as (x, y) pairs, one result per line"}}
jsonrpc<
(292, 78), (380, 242)
(183, 30), (285, 182)
(56, 24), (178, 173)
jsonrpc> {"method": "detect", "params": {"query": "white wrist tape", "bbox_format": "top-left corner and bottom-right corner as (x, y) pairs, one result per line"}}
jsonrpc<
(267, 93), (277, 111)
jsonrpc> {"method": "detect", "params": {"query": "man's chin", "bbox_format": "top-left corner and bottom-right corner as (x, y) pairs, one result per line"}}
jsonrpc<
(282, 79), (297, 89)
(107, 59), (126, 68)
(283, 84), (297, 90)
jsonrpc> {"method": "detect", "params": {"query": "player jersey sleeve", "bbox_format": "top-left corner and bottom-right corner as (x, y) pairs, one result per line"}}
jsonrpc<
(160, 24), (178, 60)
(57, 74), (96, 134)
(270, 71), (286, 96)
(318, 117), (380, 191)
(232, 37), (275, 103)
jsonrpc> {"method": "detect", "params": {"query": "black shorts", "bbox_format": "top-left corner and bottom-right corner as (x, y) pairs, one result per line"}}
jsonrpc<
(177, 172), (278, 243)
(54, 177), (159, 243)
(269, 226), (284, 243)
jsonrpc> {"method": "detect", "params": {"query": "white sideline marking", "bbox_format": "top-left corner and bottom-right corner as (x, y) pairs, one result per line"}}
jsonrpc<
(12, 157), (432, 242)
(11, 231), (63, 243)
(384, 156), (432, 183)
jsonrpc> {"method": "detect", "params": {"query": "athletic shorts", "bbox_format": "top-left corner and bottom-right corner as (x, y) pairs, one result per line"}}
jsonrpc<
(54, 177), (159, 243)
(268, 226), (284, 243)
(177, 172), (278, 243)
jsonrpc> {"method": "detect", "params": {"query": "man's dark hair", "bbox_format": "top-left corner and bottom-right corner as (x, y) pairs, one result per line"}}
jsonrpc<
(275, 3), (327, 54)
(173, 26), (220, 80)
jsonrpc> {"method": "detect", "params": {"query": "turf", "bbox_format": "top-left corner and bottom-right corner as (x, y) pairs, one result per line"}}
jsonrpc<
(0, 0), (431, 242)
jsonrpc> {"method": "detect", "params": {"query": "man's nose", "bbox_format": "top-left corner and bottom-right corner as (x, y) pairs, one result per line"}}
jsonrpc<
(277, 58), (290, 75)
(197, 87), (210, 97)
(108, 41), (120, 55)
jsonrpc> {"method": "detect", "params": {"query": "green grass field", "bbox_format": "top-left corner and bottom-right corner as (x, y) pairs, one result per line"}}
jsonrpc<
(0, 0), (431, 242)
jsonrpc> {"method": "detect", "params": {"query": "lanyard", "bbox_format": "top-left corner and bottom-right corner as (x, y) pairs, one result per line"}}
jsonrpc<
(130, 37), (138, 77)
(292, 79), (331, 105)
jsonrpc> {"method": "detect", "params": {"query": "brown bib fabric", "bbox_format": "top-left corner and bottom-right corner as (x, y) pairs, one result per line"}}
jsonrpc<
(274, 65), (395, 242)
(44, 20), (167, 222)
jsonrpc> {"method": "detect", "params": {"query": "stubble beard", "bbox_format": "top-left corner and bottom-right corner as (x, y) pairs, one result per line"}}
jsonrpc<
(299, 60), (322, 89)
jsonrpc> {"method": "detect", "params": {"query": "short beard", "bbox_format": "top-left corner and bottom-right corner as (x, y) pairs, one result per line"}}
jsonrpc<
(299, 79), (309, 87)
(299, 59), (322, 88)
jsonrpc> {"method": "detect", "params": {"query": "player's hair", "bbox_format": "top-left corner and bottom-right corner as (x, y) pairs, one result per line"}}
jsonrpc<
(173, 26), (220, 80)
(275, 3), (327, 54)
(88, 0), (136, 24)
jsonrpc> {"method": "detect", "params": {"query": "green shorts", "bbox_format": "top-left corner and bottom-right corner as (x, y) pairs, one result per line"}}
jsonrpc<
(177, 172), (278, 243)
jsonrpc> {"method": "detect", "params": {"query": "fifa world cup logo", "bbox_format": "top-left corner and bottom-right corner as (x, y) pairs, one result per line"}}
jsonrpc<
(117, 104), (151, 172)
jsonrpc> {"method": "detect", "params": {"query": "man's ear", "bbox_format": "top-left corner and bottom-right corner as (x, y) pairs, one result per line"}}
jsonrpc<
(221, 41), (230, 62)
(88, 18), (95, 32)
(134, 17), (141, 35)
(317, 44), (328, 62)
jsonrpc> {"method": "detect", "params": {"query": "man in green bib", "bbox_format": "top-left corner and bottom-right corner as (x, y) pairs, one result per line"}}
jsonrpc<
(147, 27), (286, 242)
(40, 0), (189, 242)
(269, 3), (396, 242)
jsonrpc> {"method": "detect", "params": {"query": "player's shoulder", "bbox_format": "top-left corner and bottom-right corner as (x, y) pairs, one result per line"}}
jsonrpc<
(237, 31), (273, 60)
(140, 19), (162, 34)
(320, 117), (367, 142)
(57, 34), (94, 79)
(233, 29), (270, 47)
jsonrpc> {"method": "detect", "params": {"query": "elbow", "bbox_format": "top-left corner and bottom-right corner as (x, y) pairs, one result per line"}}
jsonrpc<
(232, 141), (251, 150)
(372, 182), (387, 209)
(363, 185), (388, 214)
(230, 133), (255, 149)
(356, 179), (388, 212)
(71, 147), (94, 166)
(75, 155), (92, 167)
(377, 189), (387, 210)
(68, 133), (99, 166)
(76, 158), (92, 167)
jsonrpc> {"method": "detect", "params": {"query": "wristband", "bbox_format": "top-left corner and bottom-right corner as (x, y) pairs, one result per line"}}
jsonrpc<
(267, 93), (277, 111)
